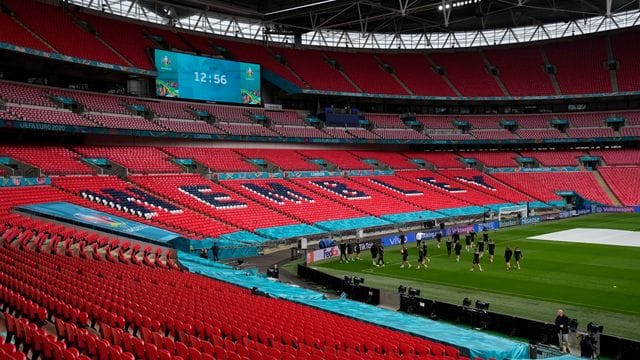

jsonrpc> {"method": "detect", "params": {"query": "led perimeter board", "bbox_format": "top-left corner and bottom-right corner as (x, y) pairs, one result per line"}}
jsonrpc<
(155, 49), (261, 105)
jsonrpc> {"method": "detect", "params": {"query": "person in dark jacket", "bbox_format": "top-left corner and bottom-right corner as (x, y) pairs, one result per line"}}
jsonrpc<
(504, 246), (513, 270)
(370, 242), (378, 265)
(555, 309), (570, 353)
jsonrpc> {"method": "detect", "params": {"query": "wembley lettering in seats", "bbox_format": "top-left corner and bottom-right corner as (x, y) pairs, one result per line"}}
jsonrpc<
(242, 182), (314, 204)
(310, 180), (370, 199)
(368, 178), (423, 196)
(179, 185), (247, 209)
(454, 175), (496, 191)
(417, 177), (466, 193)
(80, 187), (183, 219)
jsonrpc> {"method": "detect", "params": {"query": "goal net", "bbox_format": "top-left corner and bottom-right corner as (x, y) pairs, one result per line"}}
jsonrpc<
(498, 205), (528, 222)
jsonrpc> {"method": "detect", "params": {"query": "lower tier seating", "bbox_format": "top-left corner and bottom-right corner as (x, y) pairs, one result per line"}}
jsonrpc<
(52, 176), (237, 239)
(491, 171), (614, 205)
(129, 175), (299, 231)
(598, 167), (640, 206)
(0, 244), (460, 360)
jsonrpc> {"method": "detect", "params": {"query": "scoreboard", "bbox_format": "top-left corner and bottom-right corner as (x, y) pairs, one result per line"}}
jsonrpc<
(154, 49), (261, 105)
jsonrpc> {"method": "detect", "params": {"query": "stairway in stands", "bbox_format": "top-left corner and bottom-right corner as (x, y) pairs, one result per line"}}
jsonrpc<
(592, 170), (623, 206)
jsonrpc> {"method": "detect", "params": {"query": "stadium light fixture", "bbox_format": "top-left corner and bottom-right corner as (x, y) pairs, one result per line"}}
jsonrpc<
(265, 0), (336, 16)
(439, 0), (482, 11)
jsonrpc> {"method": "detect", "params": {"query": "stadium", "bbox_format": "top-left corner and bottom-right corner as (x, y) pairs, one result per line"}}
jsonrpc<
(0, 0), (639, 359)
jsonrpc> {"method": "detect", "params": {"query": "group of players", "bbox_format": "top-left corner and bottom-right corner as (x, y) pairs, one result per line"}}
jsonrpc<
(338, 227), (524, 272)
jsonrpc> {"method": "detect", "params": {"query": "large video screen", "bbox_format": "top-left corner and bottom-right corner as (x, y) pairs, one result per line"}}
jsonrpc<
(155, 49), (261, 105)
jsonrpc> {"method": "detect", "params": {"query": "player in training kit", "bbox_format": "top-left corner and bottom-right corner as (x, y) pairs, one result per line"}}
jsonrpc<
(400, 245), (411, 268)
(435, 231), (442, 248)
(477, 236), (485, 257)
(370, 242), (378, 265)
(454, 240), (462, 262)
(487, 238), (496, 263)
(446, 235), (453, 257)
(514, 247), (523, 269)
(470, 249), (483, 272)
(465, 233), (472, 252)
(504, 246), (513, 270)
(417, 246), (427, 269)
(377, 244), (385, 267)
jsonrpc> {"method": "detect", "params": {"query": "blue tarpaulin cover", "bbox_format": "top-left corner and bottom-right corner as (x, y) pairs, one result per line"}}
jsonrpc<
(178, 252), (544, 360)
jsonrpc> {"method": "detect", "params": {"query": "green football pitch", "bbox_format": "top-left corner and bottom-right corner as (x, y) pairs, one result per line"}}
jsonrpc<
(309, 213), (640, 340)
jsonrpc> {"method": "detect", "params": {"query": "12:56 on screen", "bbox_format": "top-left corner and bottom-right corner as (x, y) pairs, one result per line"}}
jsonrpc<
(193, 72), (228, 85)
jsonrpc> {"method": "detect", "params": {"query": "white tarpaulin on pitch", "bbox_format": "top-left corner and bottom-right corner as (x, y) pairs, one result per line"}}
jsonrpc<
(528, 228), (640, 247)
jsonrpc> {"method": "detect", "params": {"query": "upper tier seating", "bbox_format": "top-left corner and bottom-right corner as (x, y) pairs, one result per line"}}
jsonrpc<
(236, 149), (320, 171)
(464, 116), (502, 129)
(266, 110), (305, 125)
(373, 129), (429, 140)
(221, 178), (365, 223)
(515, 128), (565, 139)
(484, 46), (556, 96)
(74, 12), (154, 69)
(491, 171), (614, 205)
(598, 167), (640, 206)
(216, 123), (280, 137)
(297, 150), (372, 170)
(49, 89), (130, 114)
(427, 133), (475, 141)
(320, 127), (355, 139)
(515, 115), (552, 129)
(347, 128), (380, 139)
(325, 52), (407, 94)
(429, 52), (504, 97)
(611, 31), (640, 92)
(73, 146), (181, 174)
(565, 127), (615, 138)
(5, 0), (127, 66)
(145, 27), (191, 52)
(461, 151), (521, 167)
(157, 119), (226, 134)
(277, 48), (357, 92)
(365, 114), (407, 129)
(0, 243), (453, 360)
(53, 175), (236, 238)
(0, 82), (55, 107)
(416, 115), (456, 129)
(0, 10), (50, 51)
(350, 151), (419, 169)
(273, 125), (332, 139)
(141, 100), (197, 120)
(544, 37), (610, 94)
(565, 113), (606, 127)
(129, 174), (298, 231)
(470, 129), (518, 140)
(589, 149), (640, 166)
(162, 147), (258, 172)
(207, 104), (252, 123)
(376, 53), (456, 96)
(7, 106), (99, 127)
(292, 177), (421, 216)
(520, 150), (586, 166)
(620, 126), (640, 137)
(403, 152), (463, 168)
(0, 146), (95, 175)
(86, 114), (165, 131)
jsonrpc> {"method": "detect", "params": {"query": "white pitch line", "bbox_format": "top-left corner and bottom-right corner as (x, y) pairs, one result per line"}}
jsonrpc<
(528, 228), (640, 248)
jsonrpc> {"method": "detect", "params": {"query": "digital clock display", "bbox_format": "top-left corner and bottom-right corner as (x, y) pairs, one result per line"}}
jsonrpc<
(155, 49), (261, 105)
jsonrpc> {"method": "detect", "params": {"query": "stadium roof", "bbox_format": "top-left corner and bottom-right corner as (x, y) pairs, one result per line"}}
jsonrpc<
(76, 0), (640, 49)
(159, 0), (638, 33)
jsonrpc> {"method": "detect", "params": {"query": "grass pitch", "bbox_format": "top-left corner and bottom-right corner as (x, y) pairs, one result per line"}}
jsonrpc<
(311, 213), (640, 340)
